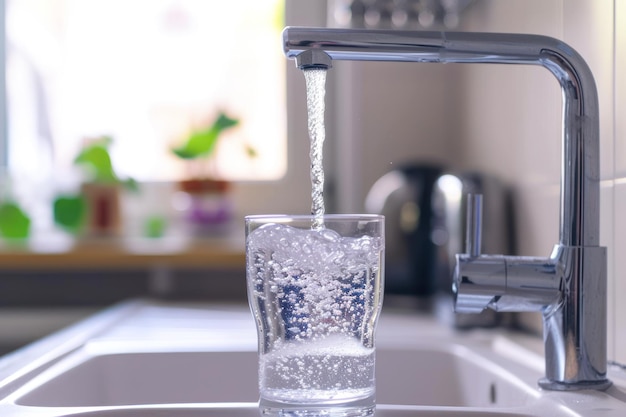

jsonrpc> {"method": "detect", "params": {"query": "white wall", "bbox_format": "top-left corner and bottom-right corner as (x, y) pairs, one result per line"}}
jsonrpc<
(331, 61), (462, 212)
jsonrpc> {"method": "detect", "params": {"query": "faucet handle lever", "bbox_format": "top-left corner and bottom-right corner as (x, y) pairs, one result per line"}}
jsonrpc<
(465, 193), (483, 257)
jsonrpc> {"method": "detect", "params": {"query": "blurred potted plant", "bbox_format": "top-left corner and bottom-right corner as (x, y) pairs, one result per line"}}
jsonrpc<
(53, 136), (137, 237)
(171, 110), (252, 233)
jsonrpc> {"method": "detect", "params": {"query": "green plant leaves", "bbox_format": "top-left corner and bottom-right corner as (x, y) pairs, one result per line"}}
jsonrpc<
(53, 195), (87, 234)
(73, 135), (137, 191)
(74, 136), (118, 183)
(213, 112), (239, 131)
(144, 215), (167, 238)
(0, 201), (31, 240)
(172, 128), (219, 159)
(171, 111), (240, 160)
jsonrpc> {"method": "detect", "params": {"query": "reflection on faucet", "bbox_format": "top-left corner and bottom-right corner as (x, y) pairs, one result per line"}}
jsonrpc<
(283, 27), (610, 391)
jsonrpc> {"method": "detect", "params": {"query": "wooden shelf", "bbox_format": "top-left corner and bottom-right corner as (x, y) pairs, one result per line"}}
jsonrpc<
(0, 236), (245, 270)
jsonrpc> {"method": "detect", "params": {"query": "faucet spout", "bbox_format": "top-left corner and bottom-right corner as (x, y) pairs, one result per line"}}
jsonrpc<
(283, 27), (609, 391)
(295, 49), (332, 70)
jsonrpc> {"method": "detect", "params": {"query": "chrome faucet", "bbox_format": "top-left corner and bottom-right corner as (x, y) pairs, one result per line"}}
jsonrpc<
(283, 27), (610, 391)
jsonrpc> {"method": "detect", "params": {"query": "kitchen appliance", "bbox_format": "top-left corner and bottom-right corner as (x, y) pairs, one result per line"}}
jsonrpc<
(366, 166), (513, 321)
(365, 164), (443, 300)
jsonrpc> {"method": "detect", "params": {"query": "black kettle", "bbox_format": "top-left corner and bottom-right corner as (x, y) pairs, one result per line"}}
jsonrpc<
(365, 164), (443, 298)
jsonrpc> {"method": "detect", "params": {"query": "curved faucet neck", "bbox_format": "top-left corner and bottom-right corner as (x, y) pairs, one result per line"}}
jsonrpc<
(283, 27), (600, 247)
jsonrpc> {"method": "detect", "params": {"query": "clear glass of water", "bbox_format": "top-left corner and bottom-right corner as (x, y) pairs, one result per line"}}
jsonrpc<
(245, 214), (385, 417)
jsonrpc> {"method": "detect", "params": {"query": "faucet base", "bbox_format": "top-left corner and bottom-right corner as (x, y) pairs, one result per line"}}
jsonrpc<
(538, 378), (612, 392)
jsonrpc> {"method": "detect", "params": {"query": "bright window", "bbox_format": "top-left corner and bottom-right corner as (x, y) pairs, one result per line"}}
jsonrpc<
(5, 0), (287, 183)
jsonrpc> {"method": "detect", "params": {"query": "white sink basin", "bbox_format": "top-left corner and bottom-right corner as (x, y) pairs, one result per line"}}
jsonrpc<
(0, 403), (549, 417)
(16, 350), (259, 406)
(1, 300), (626, 417)
(13, 344), (537, 408)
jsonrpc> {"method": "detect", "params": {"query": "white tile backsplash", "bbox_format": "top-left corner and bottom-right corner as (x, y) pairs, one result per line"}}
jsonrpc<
(601, 181), (615, 360)
(613, 181), (626, 363)
(613, 1), (626, 363)
(563, 0), (616, 180)
(616, 1), (626, 177)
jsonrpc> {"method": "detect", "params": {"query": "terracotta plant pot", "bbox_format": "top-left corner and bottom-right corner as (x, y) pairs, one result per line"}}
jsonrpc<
(81, 182), (122, 237)
(177, 178), (233, 233)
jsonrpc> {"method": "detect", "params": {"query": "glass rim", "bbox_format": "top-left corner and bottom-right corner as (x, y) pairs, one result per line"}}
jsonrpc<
(245, 214), (384, 222)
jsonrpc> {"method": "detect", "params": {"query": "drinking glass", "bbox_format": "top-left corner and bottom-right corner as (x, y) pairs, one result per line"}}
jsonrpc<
(246, 214), (385, 416)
